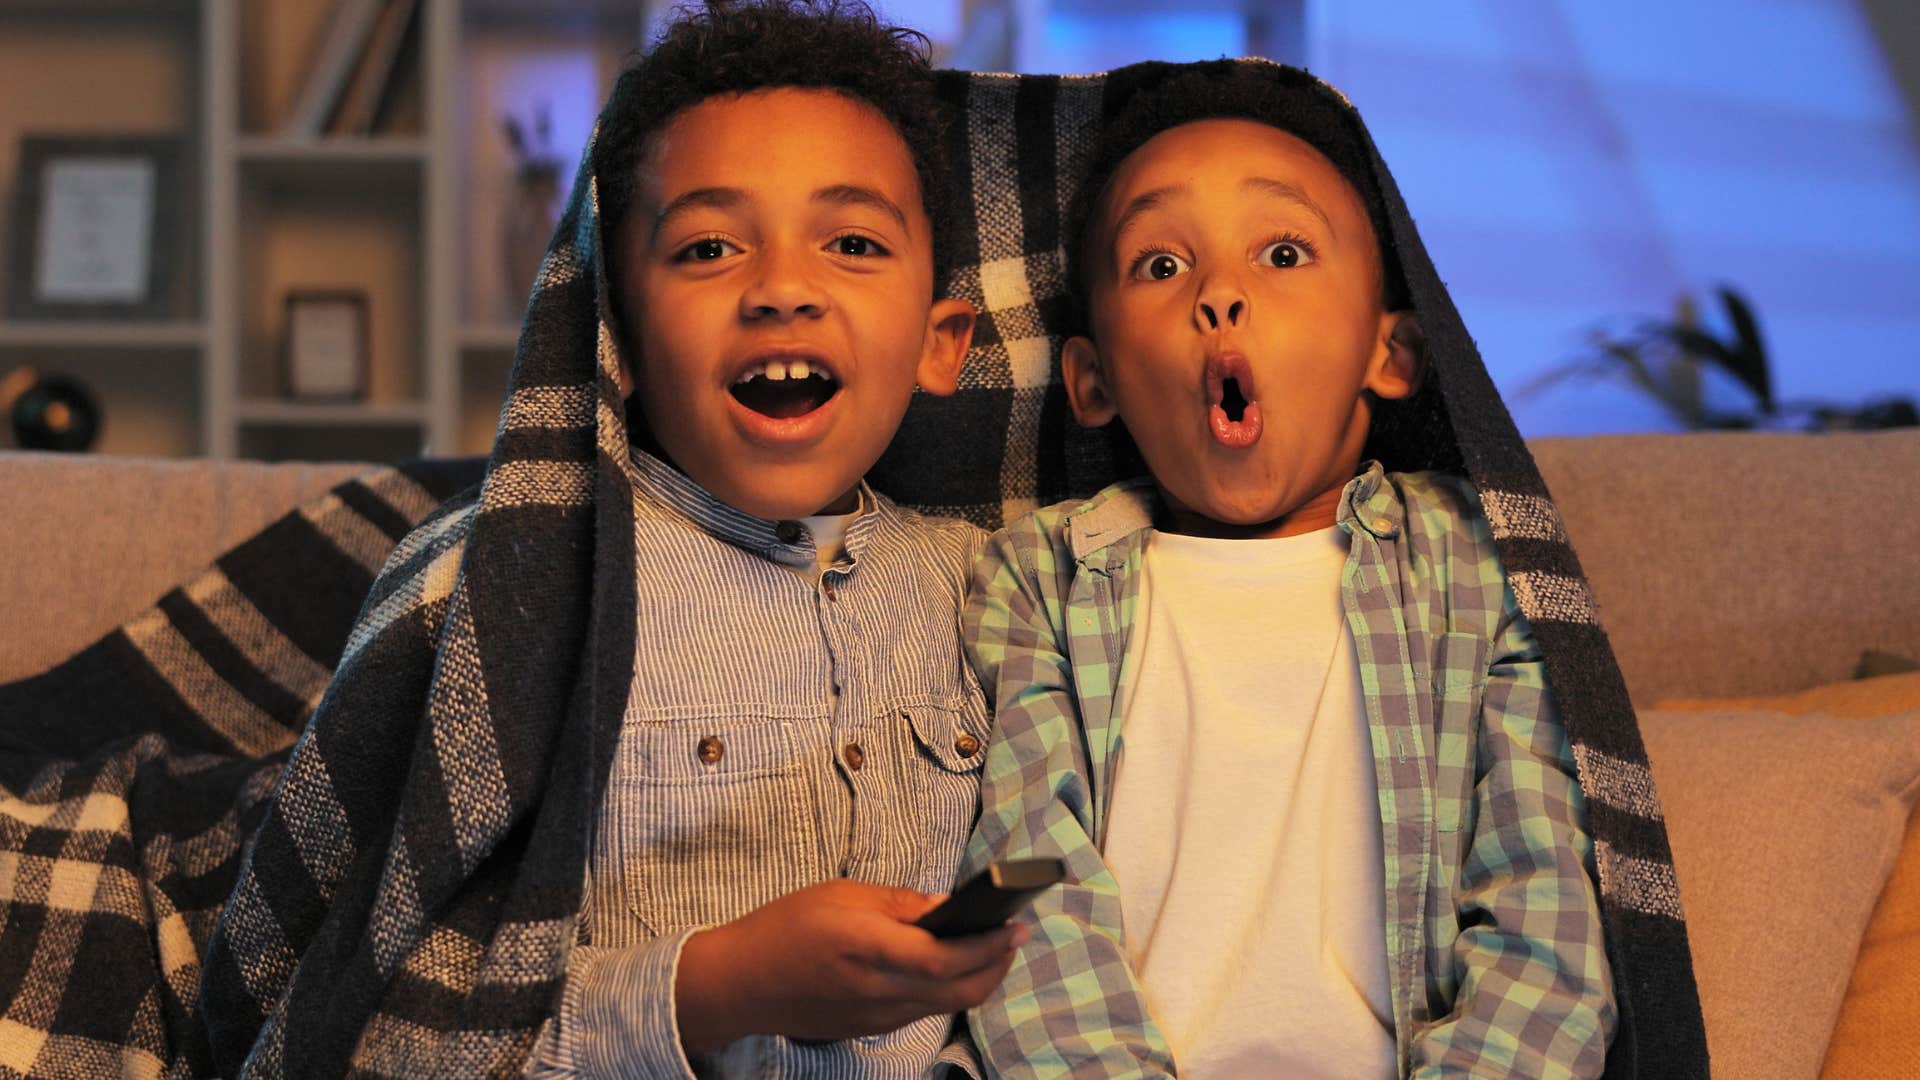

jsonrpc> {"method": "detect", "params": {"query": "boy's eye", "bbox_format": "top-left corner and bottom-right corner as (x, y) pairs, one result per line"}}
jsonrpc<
(675, 237), (740, 262)
(1132, 252), (1191, 281)
(1258, 240), (1315, 268)
(831, 234), (888, 257)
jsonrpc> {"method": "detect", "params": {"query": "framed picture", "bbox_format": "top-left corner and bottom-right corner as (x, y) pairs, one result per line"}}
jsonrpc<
(281, 290), (370, 399)
(5, 135), (183, 320)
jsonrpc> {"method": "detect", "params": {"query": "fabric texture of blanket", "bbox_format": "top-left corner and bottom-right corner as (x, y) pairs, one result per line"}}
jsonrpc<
(0, 460), (482, 1077)
(0, 59), (1707, 1078)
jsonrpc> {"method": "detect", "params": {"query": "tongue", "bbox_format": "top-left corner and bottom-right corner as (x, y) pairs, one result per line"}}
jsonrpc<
(732, 377), (836, 419)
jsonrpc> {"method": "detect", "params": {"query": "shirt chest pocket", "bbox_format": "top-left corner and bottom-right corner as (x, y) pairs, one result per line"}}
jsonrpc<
(607, 719), (826, 936)
(894, 699), (992, 894)
(1431, 631), (1490, 837)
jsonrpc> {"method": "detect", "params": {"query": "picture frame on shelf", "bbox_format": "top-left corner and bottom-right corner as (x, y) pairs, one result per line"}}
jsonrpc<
(281, 289), (370, 399)
(5, 135), (184, 321)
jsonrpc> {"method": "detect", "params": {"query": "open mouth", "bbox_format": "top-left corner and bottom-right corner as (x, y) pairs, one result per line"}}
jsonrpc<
(1205, 354), (1263, 449)
(1220, 377), (1249, 423)
(730, 355), (841, 420)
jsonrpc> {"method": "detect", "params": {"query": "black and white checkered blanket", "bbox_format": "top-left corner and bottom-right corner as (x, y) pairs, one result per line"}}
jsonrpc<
(0, 61), (1707, 1078)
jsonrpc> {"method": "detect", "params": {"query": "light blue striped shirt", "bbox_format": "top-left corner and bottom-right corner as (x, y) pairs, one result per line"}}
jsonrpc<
(530, 448), (989, 1078)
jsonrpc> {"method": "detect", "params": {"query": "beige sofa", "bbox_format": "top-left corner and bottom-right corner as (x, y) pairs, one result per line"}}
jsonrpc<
(4, 431), (1917, 1078)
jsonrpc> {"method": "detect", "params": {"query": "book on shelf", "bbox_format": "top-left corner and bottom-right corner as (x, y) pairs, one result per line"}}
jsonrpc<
(281, 0), (388, 136)
(329, 0), (422, 136)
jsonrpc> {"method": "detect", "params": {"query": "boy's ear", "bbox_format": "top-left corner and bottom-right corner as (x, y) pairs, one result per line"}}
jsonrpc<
(915, 298), (977, 396)
(1366, 311), (1426, 400)
(1062, 335), (1118, 427)
(614, 347), (636, 399)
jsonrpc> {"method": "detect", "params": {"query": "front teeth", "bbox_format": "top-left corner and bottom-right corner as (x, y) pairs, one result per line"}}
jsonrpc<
(734, 359), (826, 384)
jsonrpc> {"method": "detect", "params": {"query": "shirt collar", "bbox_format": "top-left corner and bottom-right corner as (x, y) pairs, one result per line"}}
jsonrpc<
(1065, 460), (1401, 562)
(626, 446), (883, 569)
(1336, 460), (1403, 541)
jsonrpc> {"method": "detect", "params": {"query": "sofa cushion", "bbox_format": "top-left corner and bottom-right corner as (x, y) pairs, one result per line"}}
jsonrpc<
(1642, 675), (1920, 1080)
(1530, 431), (1920, 706)
(0, 452), (372, 682)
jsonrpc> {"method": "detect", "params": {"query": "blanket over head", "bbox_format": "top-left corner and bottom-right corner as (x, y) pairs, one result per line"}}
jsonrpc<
(0, 59), (1706, 1079)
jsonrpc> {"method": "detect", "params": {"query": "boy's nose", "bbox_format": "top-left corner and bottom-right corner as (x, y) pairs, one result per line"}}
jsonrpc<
(740, 247), (827, 321)
(1195, 284), (1245, 332)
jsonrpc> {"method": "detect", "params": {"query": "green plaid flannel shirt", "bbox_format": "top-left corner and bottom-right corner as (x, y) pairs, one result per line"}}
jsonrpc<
(961, 463), (1614, 1078)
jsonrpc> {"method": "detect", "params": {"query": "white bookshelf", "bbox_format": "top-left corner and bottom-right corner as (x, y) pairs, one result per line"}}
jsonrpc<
(0, 0), (653, 460)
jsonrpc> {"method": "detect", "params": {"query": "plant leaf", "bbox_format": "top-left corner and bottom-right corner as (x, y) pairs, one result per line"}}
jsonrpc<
(1664, 325), (1773, 414)
(1716, 286), (1773, 412)
(1667, 355), (1703, 425)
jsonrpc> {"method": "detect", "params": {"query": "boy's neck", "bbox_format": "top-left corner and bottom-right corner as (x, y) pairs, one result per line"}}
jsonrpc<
(1156, 478), (1348, 540)
(808, 486), (862, 518)
(634, 440), (864, 521)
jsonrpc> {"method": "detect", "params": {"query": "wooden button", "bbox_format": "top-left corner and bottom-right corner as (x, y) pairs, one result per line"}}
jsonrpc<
(843, 743), (865, 771)
(696, 735), (724, 764)
(955, 733), (981, 758)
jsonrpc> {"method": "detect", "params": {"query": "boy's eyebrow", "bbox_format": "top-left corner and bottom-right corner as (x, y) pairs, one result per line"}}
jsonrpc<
(1111, 185), (1179, 246)
(652, 186), (747, 241)
(814, 184), (908, 230)
(649, 184), (909, 242)
(1243, 176), (1334, 232)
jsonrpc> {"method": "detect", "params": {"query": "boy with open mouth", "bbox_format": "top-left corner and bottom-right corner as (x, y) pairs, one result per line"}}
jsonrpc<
(203, 2), (1014, 1077)
(961, 62), (1617, 1078)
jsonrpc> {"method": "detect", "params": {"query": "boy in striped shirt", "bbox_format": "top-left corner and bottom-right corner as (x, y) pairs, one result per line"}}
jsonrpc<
(527, 2), (1010, 1075)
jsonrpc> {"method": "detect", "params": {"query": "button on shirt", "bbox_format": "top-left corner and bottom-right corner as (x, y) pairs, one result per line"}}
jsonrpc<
(530, 449), (990, 1079)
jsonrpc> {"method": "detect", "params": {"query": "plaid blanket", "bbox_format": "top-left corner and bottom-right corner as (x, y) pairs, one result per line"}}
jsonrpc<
(0, 60), (1707, 1078)
(0, 460), (482, 1077)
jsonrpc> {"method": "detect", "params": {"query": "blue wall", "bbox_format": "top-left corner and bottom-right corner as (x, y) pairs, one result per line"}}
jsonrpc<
(904, 0), (1920, 435)
(1309, 0), (1920, 433)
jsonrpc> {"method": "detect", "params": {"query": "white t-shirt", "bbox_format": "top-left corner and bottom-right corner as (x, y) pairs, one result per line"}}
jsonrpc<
(797, 505), (857, 575)
(1102, 525), (1395, 1079)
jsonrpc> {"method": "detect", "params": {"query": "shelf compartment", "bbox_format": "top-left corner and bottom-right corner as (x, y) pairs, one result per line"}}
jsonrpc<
(237, 157), (423, 407)
(239, 0), (424, 138)
(457, 5), (644, 326)
(0, 343), (200, 457)
(0, 8), (202, 322)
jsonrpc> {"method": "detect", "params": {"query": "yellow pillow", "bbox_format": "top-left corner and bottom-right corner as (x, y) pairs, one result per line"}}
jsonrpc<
(1651, 668), (1920, 1068)
(1657, 669), (1920, 718)
(1820, 806), (1920, 1079)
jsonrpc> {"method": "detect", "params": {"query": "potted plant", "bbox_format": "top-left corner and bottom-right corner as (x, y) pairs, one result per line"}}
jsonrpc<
(1522, 286), (1917, 431)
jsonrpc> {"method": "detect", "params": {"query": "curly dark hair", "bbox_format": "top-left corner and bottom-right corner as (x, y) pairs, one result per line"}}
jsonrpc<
(1066, 61), (1408, 327)
(592, 0), (954, 292)
(1067, 61), (1459, 477)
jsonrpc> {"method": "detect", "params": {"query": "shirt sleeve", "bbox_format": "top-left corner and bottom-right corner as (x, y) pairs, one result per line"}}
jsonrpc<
(523, 932), (703, 1079)
(1409, 583), (1616, 1079)
(960, 521), (1176, 1080)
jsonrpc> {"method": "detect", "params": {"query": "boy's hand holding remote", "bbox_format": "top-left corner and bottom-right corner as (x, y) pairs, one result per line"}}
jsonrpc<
(676, 880), (1027, 1053)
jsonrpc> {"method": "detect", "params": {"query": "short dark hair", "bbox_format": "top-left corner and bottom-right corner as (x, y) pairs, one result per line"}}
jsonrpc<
(1066, 60), (1410, 331)
(1067, 61), (1458, 477)
(593, 0), (953, 291)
